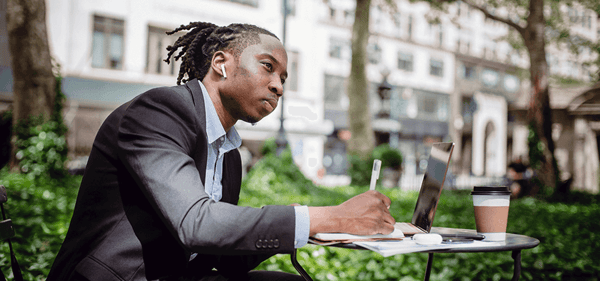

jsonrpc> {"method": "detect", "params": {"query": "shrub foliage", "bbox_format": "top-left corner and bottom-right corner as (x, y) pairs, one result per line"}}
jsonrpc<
(0, 169), (80, 280)
(348, 144), (403, 186)
(0, 151), (598, 280)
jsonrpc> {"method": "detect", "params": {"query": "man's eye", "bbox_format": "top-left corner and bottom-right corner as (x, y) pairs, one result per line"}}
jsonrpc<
(263, 62), (273, 71)
(281, 79), (286, 85)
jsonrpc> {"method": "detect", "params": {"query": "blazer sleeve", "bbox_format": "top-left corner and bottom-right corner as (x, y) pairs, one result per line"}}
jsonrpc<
(116, 87), (297, 255)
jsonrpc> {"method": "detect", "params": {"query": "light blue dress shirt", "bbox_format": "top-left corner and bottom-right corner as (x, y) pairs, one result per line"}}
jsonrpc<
(197, 81), (309, 248)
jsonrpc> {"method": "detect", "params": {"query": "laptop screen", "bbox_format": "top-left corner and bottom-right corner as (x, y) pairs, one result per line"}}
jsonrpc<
(411, 142), (455, 233)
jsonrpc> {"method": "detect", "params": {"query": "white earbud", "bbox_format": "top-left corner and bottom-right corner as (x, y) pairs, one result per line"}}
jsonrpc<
(221, 64), (227, 78)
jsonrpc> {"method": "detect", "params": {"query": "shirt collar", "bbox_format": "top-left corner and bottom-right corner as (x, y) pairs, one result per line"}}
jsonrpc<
(198, 81), (241, 150)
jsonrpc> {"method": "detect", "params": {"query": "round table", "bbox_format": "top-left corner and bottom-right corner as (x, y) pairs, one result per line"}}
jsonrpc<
(292, 227), (540, 281)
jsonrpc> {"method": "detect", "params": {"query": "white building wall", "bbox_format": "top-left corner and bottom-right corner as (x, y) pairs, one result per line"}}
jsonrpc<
(44, 0), (333, 180)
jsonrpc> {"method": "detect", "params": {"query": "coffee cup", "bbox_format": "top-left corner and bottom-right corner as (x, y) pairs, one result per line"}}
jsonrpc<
(471, 186), (511, 241)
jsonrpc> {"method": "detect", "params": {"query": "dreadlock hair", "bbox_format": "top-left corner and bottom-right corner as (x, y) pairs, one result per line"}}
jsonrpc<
(164, 22), (279, 85)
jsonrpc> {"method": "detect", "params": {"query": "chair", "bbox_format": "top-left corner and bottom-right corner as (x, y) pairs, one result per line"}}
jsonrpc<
(0, 185), (23, 281)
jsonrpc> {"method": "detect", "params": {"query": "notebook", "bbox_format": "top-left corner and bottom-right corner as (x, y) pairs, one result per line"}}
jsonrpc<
(311, 142), (454, 243)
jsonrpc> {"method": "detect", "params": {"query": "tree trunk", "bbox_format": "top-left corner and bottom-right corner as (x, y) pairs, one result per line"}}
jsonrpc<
(522, 0), (558, 194)
(6, 0), (55, 169)
(347, 0), (375, 159)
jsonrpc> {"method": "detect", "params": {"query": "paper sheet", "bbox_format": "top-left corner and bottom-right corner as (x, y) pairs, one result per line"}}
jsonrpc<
(354, 240), (505, 257)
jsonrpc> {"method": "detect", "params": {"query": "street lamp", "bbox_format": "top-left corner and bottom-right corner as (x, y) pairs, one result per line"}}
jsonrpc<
(376, 73), (392, 118)
(275, 0), (289, 156)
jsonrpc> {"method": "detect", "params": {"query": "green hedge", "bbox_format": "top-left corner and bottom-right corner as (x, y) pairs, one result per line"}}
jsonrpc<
(348, 144), (403, 186)
(1, 154), (599, 280)
(242, 155), (600, 281)
(0, 169), (80, 280)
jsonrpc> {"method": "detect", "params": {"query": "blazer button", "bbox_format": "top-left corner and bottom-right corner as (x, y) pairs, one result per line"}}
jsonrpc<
(267, 239), (274, 248)
(255, 239), (263, 249)
(273, 239), (280, 248)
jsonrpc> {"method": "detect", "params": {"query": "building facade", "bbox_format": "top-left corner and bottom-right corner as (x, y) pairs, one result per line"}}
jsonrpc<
(1, 0), (598, 191)
(322, 0), (455, 182)
(1, 0), (334, 179)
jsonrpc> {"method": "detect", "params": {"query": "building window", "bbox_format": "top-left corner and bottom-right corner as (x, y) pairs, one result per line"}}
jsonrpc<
(414, 90), (449, 121)
(282, 0), (296, 16)
(456, 1), (470, 17)
(408, 15), (413, 40)
(226, 0), (258, 7)
(329, 37), (349, 60)
(420, 96), (437, 114)
(397, 52), (413, 71)
(344, 10), (354, 25)
(393, 13), (401, 37)
(568, 7), (578, 23)
(286, 51), (299, 92)
(460, 63), (476, 80)
(92, 15), (124, 69)
(462, 96), (476, 124)
(324, 74), (347, 109)
(147, 26), (182, 75)
(481, 68), (499, 87)
(430, 59), (444, 77)
(438, 25), (444, 47)
(329, 7), (336, 21)
(368, 43), (382, 64)
(503, 74), (520, 92)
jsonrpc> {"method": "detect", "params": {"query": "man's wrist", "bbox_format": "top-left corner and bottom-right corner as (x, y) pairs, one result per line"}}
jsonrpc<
(307, 206), (340, 237)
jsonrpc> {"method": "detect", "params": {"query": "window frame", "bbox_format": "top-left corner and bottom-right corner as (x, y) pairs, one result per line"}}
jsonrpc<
(91, 15), (125, 70)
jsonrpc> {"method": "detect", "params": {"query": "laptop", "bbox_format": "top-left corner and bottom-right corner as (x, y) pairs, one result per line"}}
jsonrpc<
(395, 142), (455, 236)
(313, 142), (466, 243)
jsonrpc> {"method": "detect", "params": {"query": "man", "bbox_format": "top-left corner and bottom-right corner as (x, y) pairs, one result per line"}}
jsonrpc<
(47, 22), (395, 281)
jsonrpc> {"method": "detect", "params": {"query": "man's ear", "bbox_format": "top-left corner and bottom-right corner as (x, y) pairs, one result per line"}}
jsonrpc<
(211, 51), (227, 78)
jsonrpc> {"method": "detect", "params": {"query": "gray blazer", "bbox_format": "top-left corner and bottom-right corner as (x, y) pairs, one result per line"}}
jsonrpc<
(47, 79), (296, 281)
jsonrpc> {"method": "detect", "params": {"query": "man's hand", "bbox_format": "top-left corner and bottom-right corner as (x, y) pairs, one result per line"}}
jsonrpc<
(308, 190), (396, 237)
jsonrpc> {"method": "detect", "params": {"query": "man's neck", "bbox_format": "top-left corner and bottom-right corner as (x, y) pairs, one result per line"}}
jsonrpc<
(201, 79), (235, 131)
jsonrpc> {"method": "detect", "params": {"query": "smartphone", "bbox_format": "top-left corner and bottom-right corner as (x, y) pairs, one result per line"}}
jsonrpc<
(441, 237), (475, 244)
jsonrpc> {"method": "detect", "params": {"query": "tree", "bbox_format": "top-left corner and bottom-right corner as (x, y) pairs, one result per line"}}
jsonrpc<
(5, 0), (56, 170)
(346, 0), (375, 160)
(423, 0), (599, 194)
(337, 0), (396, 160)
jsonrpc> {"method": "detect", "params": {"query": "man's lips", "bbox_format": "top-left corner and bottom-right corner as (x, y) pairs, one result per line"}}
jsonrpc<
(264, 97), (278, 111)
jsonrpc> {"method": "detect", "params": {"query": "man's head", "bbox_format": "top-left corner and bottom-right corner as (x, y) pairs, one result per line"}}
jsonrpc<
(165, 22), (280, 85)
(165, 22), (288, 128)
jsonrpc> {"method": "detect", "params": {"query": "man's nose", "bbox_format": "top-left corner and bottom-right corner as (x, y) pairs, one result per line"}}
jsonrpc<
(269, 80), (283, 97)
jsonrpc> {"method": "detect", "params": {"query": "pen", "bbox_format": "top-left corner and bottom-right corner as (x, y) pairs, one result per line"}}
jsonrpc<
(369, 159), (382, 191)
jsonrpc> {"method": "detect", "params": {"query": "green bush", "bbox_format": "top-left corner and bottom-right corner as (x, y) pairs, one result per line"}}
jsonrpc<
(348, 144), (403, 186)
(1, 146), (599, 280)
(373, 144), (403, 170)
(0, 110), (11, 168)
(13, 69), (68, 179)
(261, 137), (278, 156)
(241, 161), (600, 280)
(14, 119), (68, 179)
(0, 168), (81, 280)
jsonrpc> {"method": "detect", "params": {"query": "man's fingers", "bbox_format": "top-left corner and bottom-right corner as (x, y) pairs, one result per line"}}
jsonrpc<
(380, 220), (396, 234)
(366, 190), (392, 208)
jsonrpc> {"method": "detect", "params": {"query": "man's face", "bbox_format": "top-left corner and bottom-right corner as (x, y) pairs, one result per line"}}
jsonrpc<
(220, 34), (288, 124)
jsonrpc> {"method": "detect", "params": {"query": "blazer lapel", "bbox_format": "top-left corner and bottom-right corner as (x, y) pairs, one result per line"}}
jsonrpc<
(185, 79), (208, 186)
